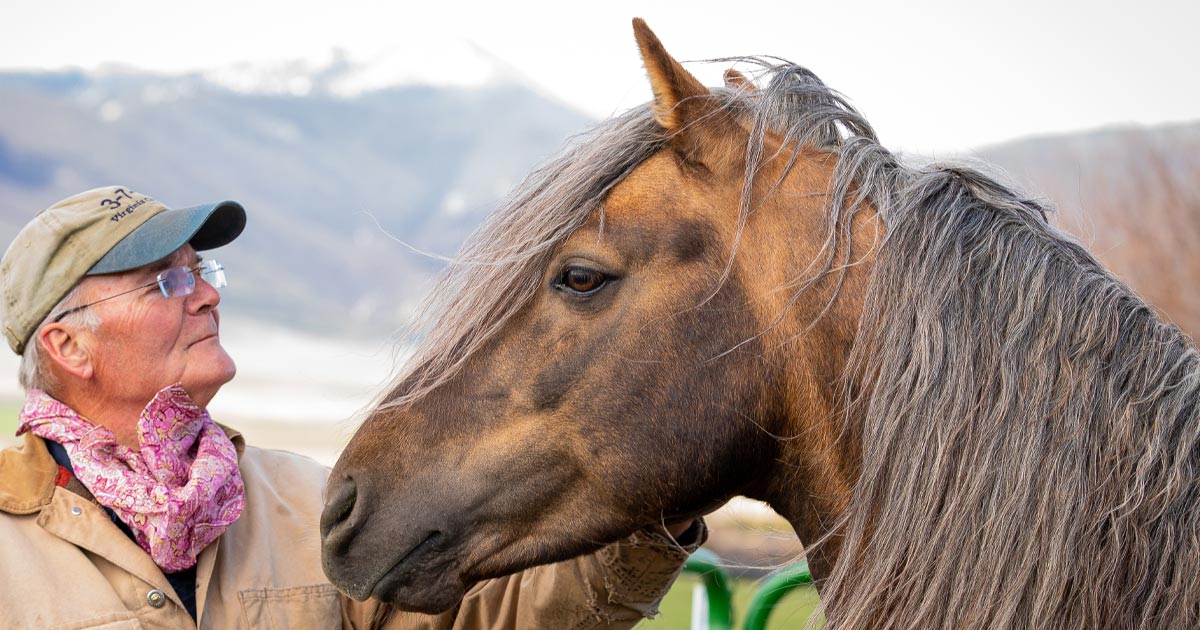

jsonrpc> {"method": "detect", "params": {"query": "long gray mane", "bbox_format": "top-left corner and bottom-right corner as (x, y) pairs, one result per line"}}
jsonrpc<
(827, 160), (1200, 628)
(769, 72), (1200, 629)
(385, 58), (1200, 628)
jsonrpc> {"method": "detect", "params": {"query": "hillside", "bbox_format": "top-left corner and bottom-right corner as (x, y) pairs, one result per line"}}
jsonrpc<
(980, 122), (1200, 337)
(2, 65), (1196, 339)
(0, 67), (589, 335)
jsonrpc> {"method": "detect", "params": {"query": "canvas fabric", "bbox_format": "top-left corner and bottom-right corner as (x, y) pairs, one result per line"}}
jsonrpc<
(0, 428), (701, 629)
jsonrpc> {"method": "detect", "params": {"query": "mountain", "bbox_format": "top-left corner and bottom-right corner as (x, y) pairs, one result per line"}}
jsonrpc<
(2, 63), (1197, 341)
(199, 39), (523, 98)
(0, 64), (590, 335)
(978, 122), (1200, 338)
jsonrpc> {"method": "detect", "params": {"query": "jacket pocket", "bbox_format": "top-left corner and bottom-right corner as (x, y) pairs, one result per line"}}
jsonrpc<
(238, 583), (342, 629)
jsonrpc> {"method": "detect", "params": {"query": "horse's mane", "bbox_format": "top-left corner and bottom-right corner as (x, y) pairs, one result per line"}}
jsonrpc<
(827, 165), (1200, 628)
(743, 60), (1200, 628)
(385, 58), (1200, 628)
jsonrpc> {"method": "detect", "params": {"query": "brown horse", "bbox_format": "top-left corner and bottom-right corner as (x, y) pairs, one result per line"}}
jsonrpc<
(321, 20), (1200, 628)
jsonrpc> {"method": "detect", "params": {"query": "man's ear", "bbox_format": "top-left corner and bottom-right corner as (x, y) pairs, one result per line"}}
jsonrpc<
(38, 323), (94, 382)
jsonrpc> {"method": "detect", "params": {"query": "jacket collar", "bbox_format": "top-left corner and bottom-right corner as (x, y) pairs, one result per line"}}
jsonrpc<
(0, 424), (245, 516)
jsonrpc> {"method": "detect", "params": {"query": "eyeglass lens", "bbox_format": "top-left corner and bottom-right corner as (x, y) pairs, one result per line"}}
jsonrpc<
(157, 260), (226, 298)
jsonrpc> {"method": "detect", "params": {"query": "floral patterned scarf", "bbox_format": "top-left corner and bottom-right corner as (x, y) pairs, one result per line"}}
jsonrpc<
(17, 384), (245, 571)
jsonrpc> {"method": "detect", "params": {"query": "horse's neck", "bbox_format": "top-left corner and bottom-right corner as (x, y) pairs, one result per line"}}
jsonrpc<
(762, 378), (861, 579)
(748, 233), (877, 579)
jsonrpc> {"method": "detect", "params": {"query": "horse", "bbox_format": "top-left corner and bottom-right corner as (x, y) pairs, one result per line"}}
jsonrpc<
(320, 19), (1200, 629)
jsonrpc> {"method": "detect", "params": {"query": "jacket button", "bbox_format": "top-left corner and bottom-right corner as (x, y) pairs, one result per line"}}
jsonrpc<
(70, 506), (82, 515)
(146, 589), (167, 608)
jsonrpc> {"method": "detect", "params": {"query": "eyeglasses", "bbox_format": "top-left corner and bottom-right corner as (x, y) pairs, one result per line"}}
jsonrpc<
(52, 259), (227, 323)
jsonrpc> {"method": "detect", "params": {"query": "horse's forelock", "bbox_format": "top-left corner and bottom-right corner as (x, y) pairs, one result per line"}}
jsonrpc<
(379, 105), (668, 410)
(381, 58), (872, 411)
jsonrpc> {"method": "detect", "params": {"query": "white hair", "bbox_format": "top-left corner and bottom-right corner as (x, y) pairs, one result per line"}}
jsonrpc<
(18, 283), (101, 394)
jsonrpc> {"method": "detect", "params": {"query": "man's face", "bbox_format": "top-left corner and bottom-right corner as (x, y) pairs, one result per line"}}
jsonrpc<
(80, 244), (236, 408)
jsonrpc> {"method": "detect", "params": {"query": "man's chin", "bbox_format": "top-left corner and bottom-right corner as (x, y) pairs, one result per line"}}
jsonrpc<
(182, 364), (237, 408)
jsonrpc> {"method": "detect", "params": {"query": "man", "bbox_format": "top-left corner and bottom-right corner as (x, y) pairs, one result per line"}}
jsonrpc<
(0, 186), (702, 629)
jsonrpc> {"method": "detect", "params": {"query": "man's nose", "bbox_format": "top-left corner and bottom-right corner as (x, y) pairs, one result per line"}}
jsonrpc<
(186, 274), (222, 314)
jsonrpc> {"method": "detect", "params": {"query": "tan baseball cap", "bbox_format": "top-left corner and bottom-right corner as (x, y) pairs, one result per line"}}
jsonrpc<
(0, 186), (246, 354)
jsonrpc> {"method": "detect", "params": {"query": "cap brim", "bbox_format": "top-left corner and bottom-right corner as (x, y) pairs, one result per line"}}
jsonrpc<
(88, 201), (246, 275)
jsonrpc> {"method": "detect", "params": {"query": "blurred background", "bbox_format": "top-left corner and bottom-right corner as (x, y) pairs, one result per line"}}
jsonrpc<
(2, 1), (1197, 626)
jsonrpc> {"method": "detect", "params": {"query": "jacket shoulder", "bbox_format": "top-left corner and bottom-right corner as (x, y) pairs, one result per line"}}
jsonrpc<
(239, 444), (332, 473)
(238, 445), (332, 493)
(0, 433), (57, 515)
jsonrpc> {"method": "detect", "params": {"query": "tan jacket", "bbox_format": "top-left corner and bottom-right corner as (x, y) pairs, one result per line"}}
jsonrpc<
(0, 429), (700, 630)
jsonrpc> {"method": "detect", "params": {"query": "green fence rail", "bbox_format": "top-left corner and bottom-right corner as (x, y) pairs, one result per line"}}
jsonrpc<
(683, 549), (734, 630)
(742, 561), (813, 630)
(681, 549), (812, 630)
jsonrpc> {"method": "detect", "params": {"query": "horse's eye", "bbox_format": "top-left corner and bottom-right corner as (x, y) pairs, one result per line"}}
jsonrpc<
(557, 266), (607, 295)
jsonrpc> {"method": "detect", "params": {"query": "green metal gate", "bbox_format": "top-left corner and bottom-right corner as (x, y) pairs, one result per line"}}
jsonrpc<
(682, 549), (813, 630)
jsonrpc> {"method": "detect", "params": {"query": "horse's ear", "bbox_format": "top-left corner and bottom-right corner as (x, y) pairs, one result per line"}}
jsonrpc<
(632, 18), (710, 131)
(633, 19), (742, 168)
(723, 69), (755, 93)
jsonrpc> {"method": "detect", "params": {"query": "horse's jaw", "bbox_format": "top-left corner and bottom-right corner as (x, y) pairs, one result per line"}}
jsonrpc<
(320, 444), (607, 613)
(347, 534), (467, 614)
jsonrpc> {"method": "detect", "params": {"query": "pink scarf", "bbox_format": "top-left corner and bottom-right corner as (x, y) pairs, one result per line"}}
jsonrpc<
(17, 385), (245, 571)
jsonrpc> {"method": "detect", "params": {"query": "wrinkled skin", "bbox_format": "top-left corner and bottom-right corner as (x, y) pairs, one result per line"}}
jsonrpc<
(321, 20), (877, 613)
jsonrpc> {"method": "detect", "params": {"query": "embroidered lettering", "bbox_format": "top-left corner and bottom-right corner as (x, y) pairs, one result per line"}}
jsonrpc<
(107, 196), (149, 222)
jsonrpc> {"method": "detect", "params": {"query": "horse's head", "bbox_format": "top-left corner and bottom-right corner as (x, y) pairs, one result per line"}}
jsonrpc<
(321, 20), (877, 612)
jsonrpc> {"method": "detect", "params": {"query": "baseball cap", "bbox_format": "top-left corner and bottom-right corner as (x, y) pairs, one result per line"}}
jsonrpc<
(0, 186), (246, 354)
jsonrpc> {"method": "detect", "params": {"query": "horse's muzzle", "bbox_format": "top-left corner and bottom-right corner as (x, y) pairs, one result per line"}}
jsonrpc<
(320, 472), (358, 543)
(320, 469), (469, 612)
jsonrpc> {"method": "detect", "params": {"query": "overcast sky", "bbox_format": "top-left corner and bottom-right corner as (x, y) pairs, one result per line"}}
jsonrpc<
(4, 0), (1196, 155)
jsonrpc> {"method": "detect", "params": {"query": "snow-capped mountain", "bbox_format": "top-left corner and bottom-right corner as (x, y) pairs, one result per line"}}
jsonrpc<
(0, 63), (590, 336)
(1, 62), (1196, 341)
(201, 37), (524, 98)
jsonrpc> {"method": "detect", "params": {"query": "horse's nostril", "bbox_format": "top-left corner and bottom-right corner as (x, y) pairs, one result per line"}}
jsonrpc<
(321, 473), (358, 539)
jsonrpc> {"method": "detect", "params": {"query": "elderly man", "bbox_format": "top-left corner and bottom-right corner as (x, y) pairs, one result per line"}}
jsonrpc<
(0, 186), (702, 629)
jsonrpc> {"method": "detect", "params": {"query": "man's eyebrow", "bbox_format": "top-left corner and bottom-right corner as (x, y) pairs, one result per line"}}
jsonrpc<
(144, 252), (202, 277)
(145, 258), (175, 275)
